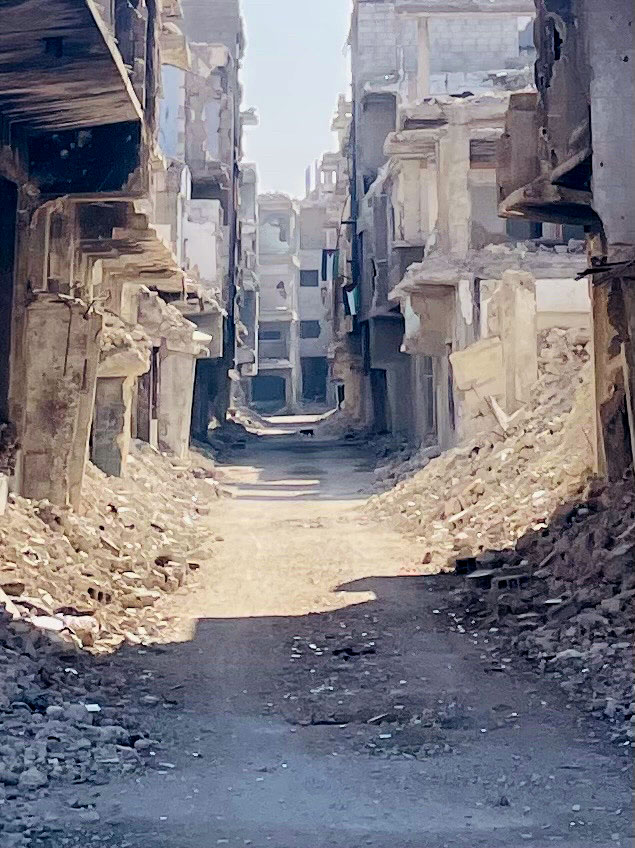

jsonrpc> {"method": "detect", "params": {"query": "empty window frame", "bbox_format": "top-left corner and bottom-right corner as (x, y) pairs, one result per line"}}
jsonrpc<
(259, 329), (282, 341)
(421, 355), (436, 434)
(300, 320), (321, 339)
(300, 270), (320, 287)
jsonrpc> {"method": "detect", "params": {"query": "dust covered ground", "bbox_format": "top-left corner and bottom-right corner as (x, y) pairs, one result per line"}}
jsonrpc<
(10, 431), (633, 847)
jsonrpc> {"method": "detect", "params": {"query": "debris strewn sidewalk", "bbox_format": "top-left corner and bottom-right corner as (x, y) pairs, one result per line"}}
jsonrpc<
(0, 442), (223, 654)
(0, 442), (224, 842)
(367, 328), (594, 568)
(366, 329), (634, 744)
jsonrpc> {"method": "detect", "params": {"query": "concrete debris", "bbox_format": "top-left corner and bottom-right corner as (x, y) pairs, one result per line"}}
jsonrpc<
(0, 594), (165, 842)
(368, 329), (634, 741)
(368, 328), (593, 565)
(99, 313), (151, 363)
(451, 473), (634, 745)
(0, 441), (224, 838)
(0, 441), (223, 654)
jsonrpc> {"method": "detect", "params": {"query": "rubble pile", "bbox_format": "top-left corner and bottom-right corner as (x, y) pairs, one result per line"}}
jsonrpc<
(0, 442), (223, 841)
(367, 327), (594, 565)
(0, 441), (223, 655)
(452, 473), (634, 743)
(368, 328), (634, 740)
(312, 408), (369, 440)
(99, 312), (150, 361)
(231, 406), (272, 432)
(0, 607), (153, 843)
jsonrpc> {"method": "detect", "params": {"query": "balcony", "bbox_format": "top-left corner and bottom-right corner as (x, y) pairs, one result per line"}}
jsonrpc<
(497, 15), (601, 230)
(0, 0), (142, 134)
(0, 0), (152, 196)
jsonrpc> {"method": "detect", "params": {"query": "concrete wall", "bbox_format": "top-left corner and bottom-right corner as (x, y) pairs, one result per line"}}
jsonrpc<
(585, 0), (635, 256)
(429, 16), (520, 74)
(353, 1), (398, 85)
(158, 349), (196, 458)
(299, 208), (325, 250)
(451, 270), (540, 441)
(260, 268), (298, 314)
(392, 160), (437, 245)
(19, 296), (102, 507)
(535, 278), (591, 331)
(181, 0), (243, 61)
(184, 200), (224, 288)
(298, 244), (330, 361)
(298, 283), (330, 357)
(159, 64), (186, 160)
(259, 321), (291, 360)
(469, 173), (507, 248)
(256, 198), (301, 407)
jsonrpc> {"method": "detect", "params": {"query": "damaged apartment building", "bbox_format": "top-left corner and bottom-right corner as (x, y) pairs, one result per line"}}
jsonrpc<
(498, 0), (634, 481)
(179, 0), (258, 435)
(332, 0), (592, 449)
(249, 176), (339, 414)
(0, 0), (255, 509)
(296, 155), (344, 409)
(251, 193), (301, 413)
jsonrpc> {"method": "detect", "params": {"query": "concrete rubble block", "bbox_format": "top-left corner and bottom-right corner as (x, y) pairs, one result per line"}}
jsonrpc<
(450, 336), (504, 396)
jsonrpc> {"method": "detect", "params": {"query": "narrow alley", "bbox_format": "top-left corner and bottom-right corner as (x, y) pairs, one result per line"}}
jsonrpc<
(23, 431), (629, 848)
(0, 1), (634, 846)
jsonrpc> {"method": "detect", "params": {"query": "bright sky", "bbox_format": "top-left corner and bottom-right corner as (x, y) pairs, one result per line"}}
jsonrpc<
(241, 0), (351, 199)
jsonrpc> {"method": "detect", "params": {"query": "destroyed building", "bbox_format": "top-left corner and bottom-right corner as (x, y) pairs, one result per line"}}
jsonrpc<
(247, 169), (343, 413)
(180, 0), (258, 434)
(0, 0), (254, 508)
(251, 194), (302, 413)
(296, 155), (347, 409)
(328, 0), (593, 450)
(497, 0), (635, 480)
(0, 3), (633, 840)
(235, 160), (260, 397)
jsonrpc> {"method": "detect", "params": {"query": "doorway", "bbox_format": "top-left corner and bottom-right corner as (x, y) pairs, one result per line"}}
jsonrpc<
(370, 368), (389, 434)
(251, 374), (287, 412)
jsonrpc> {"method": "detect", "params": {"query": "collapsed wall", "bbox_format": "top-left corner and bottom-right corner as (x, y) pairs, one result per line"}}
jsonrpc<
(368, 327), (594, 565)
(0, 443), (224, 812)
(0, 443), (223, 654)
(368, 329), (634, 741)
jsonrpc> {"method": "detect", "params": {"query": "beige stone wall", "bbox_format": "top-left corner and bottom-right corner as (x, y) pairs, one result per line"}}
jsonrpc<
(18, 295), (102, 508)
(450, 270), (538, 442)
(158, 349), (197, 458)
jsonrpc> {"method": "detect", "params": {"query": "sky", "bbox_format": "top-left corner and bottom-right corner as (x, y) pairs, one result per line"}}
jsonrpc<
(241, 0), (352, 199)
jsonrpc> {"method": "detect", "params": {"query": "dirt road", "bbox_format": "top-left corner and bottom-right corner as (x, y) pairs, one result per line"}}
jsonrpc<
(44, 433), (632, 847)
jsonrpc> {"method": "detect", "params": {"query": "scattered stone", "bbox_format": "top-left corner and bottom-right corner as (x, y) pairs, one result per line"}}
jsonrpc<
(367, 330), (634, 742)
(18, 767), (48, 790)
(0, 441), (225, 834)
